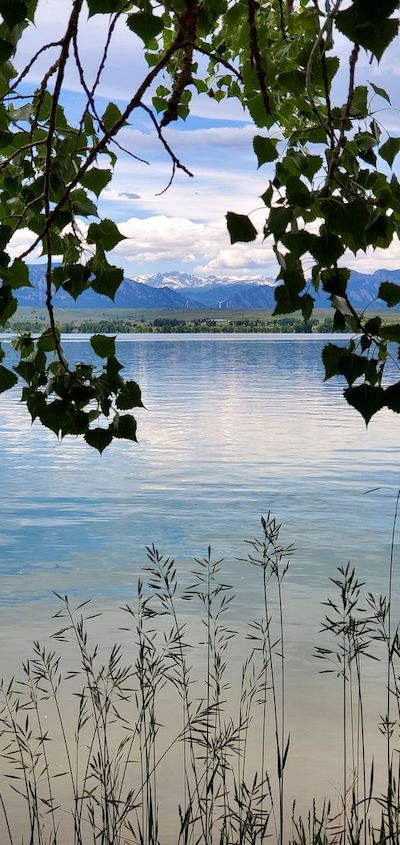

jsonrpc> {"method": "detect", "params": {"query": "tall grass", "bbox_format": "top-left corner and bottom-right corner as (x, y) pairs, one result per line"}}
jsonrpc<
(0, 512), (399, 845)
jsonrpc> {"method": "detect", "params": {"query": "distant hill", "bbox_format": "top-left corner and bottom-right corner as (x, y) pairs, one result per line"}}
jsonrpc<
(182, 283), (278, 308)
(12, 265), (400, 310)
(15, 266), (203, 309)
(134, 268), (400, 309)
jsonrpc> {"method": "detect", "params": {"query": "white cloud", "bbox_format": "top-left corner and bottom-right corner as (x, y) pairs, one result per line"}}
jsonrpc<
(344, 236), (400, 274)
(116, 214), (277, 277)
(102, 155), (271, 223)
(115, 213), (400, 279)
(7, 228), (41, 260)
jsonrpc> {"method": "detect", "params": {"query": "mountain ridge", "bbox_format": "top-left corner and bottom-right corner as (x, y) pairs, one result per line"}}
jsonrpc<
(11, 265), (400, 310)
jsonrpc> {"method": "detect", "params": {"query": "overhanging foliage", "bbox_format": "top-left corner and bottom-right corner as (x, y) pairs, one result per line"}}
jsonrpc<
(0, 0), (399, 448)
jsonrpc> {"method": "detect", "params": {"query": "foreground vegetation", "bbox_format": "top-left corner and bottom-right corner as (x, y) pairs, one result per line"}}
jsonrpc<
(1, 513), (400, 845)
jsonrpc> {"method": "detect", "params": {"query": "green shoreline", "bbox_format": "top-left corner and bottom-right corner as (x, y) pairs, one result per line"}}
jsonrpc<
(5, 306), (399, 335)
(5, 306), (335, 335)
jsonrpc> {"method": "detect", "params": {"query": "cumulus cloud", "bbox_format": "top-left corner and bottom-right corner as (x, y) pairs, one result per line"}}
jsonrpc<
(114, 213), (400, 279)
(11, 212), (400, 281)
(7, 228), (41, 261)
(344, 236), (400, 274)
(116, 214), (277, 277)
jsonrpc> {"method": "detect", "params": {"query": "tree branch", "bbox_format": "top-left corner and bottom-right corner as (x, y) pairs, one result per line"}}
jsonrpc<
(247, 0), (270, 114)
(43, 0), (84, 366)
(18, 35), (193, 263)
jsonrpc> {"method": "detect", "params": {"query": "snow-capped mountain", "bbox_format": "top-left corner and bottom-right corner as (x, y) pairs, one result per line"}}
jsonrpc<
(131, 270), (276, 289)
(132, 271), (206, 289)
(10, 265), (400, 311)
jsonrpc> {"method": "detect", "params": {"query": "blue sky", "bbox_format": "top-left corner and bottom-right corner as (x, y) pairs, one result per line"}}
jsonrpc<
(10, 0), (400, 280)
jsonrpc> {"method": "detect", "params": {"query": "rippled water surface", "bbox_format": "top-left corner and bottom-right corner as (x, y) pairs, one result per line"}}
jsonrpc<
(1, 333), (400, 818)
(1, 334), (399, 606)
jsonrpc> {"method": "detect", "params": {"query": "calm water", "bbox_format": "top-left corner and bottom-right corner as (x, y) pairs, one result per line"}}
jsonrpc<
(1, 333), (400, 824)
(1, 334), (399, 607)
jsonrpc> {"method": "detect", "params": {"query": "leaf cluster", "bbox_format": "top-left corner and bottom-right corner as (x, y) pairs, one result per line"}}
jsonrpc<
(0, 0), (400, 443)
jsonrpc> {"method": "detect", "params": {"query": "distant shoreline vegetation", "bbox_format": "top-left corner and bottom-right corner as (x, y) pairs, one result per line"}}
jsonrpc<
(6, 307), (338, 335)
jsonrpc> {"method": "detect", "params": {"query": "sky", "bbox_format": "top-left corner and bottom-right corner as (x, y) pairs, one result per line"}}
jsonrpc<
(11, 0), (400, 281)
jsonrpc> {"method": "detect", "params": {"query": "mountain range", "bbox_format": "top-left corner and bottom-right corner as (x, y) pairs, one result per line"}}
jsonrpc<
(12, 266), (400, 310)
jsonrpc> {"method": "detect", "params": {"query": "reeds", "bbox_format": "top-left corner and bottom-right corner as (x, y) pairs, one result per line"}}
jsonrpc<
(0, 511), (399, 845)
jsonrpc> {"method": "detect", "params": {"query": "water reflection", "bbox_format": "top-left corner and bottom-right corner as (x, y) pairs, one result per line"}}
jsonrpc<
(0, 333), (399, 840)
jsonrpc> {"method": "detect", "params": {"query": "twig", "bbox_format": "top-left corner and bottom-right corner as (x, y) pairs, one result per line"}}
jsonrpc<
(72, 27), (150, 165)
(305, 0), (342, 134)
(9, 41), (63, 91)
(18, 35), (193, 262)
(43, 0), (85, 366)
(323, 43), (360, 191)
(140, 102), (194, 188)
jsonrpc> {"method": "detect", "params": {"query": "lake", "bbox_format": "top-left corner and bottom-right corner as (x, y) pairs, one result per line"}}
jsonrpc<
(0, 333), (399, 839)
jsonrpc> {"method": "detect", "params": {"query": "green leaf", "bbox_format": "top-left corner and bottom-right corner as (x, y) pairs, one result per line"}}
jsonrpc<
(333, 311), (346, 332)
(384, 382), (400, 413)
(351, 86), (368, 118)
(0, 224), (13, 250)
(0, 0), (30, 27)
(369, 82), (391, 104)
(335, 3), (398, 61)
(285, 176), (311, 208)
(321, 268), (349, 296)
(70, 189), (98, 217)
(246, 93), (274, 128)
(309, 230), (344, 265)
(299, 154), (322, 183)
(36, 399), (89, 437)
(101, 102), (122, 132)
(87, 219), (125, 251)
(0, 285), (17, 325)
(81, 167), (112, 198)
(322, 344), (345, 380)
(253, 135), (278, 166)
(0, 38), (14, 63)
(84, 428), (113, 453)
(378, 281), (400, 307)
(62, 265), (91, 300)
(365, 214), (394, 248)
(88, 255), (124, 301)
(37, 327), (59, 352)
(90, 334), (116, 358)
(113, 413), (137, 441)
(226, 212), (257, 244)
(127, 12), (164, 46)
(106, 354), (123, 378)
(273, 284), (302, 315)
(339, 353), (368, 387)
(319, 197), (370, 250)
(381, 324), (400, 343)
(116, 380), (143, 410)
(379, 137), (400, 168)
(265, 207), (292, 237)
(344, 384), (384, 424)
(87, 0), (126, 14)
(300, 293), (314, 322)
(0, 364), (17, 393)
(7, 259), (31, 289)
(364, 316), (382, 335)
(281, 231), (315, 258)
